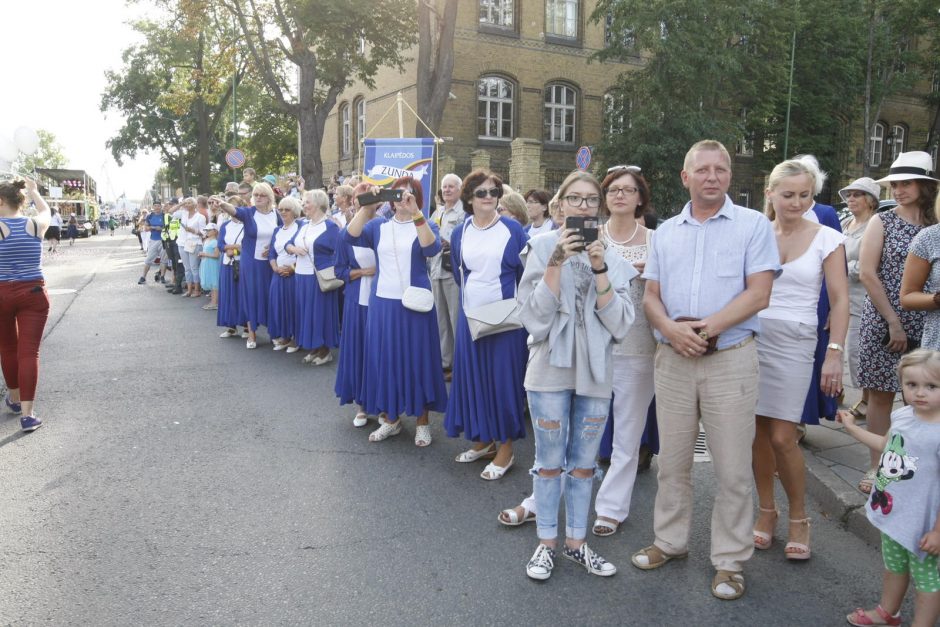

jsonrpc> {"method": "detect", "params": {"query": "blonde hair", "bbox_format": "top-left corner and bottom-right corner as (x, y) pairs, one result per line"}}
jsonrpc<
(335, 184), (354, 199)
(303, 189), (330, 214)
(898, 349), (940, 390)
(763, 159), (817, 221)
(792, 154), (827, 195)
(277, 196), (301, 218)
(683, 140), (731, 172)
(556, 170), (605, 215)
(500, 190), (529, 225)
(252, 182), (276, 207)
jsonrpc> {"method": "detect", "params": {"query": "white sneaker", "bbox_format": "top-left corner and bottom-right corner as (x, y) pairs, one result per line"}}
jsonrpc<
(219, 328), (237, 338)
(526, 544), (555, 581)
(562, 542), (617, 577)
(353, 412), (368, 428)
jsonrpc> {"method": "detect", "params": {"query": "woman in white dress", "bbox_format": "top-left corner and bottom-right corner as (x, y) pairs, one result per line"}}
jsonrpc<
(751, 158), (848, 561)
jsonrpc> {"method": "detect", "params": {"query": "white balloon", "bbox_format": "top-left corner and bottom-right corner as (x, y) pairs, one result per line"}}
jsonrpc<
(0, 136), (16, 162)
(14, 127), (40, 155)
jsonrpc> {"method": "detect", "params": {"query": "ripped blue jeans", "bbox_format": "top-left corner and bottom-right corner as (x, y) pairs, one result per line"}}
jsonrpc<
(528, 390), (610, 542)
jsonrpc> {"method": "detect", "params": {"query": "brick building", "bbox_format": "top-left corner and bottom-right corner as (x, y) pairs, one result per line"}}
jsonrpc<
(321, 0), (638, 194)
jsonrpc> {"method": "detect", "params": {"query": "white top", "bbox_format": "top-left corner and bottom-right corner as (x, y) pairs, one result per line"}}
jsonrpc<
(253, 211), (278, 261)
(272, 222), (299, 268)
(527, 220), (554, 237)
(605, 228), (655, 357)
(51, 213), (64, 228)
(352, 246), (376, 306)
(759, 226), (845, 326)
(173, 210), (206, 248)
(376, 219), (419, 300)
(221, 222), (244, 266)
(294, 220), (328, 275)
(461, 218), (512, 310)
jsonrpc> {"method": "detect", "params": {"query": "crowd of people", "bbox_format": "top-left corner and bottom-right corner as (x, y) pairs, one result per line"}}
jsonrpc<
(4, 141), (940, 624)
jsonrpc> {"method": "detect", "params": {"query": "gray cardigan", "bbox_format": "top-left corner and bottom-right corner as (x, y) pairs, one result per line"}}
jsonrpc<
(519, 230), (637, 398)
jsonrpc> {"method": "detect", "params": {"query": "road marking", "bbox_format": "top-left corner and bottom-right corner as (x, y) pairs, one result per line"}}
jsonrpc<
(47, 288), (77, 295)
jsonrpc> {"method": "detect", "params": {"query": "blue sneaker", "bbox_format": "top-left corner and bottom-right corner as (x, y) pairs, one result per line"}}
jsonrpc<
(20, 415), (42, 432)
(4, 395), (21, 414)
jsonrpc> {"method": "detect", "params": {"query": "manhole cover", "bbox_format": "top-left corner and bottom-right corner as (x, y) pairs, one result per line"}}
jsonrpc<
(47, 288), (77, 295)
(693, 427), (711, 463)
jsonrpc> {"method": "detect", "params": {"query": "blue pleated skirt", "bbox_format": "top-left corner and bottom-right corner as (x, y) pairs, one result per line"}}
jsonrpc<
(360, 296), (448, 417)
(444, 309), (528, 442)
(294, 273), (340, 350)
(335, 296), (368, 406)
(267, 272), (296, 339)
(240, 257), (272, 328)
(217, 263), (244, 328)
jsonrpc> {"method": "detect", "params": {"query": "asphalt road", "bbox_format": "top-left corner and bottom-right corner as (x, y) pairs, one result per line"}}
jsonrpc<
(0, 231), (906, 625)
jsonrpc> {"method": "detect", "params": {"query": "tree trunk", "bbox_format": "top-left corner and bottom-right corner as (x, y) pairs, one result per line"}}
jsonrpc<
(862, 0), (875, 177)
(298, 55), (323, 186)
(415, 0), (458, 138)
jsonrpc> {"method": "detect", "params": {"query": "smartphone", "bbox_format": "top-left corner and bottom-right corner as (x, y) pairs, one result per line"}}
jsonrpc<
(356, 188), (404, 207)
(565, 216), (599, 250)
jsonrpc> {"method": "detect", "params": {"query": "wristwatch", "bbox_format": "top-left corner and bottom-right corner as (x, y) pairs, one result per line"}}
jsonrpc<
(827, 343), (844, 352)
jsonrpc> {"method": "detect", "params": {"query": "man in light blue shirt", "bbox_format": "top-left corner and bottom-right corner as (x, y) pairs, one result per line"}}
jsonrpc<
(630, 140), (780, 601)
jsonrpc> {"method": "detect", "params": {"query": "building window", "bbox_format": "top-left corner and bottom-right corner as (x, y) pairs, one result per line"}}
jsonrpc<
(546, 0), (578, 39)
(477, 76), (514, 140)
(604, 11), (635, 48)
(480, 0), (513, 28)
(932, 71), (940, 94)
(890, 124), (906, 162)
(355, 98), (366, 147)
(358, 36), (366, 55)
(736, 109), (754, 157)
(341, 103), (351, 157)
(604, 92), (627, 135)
(738, 189), (751, 208)
(869, 122), (886, 168)
(544, 84), (576, 144)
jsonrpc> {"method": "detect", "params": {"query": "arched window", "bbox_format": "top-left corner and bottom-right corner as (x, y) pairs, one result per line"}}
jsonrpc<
(869, 122), (886, 168)
(355, 98), (366, 147)
(544, 83), (577, 144)
(477, 76), (514, 139)
(890, 124), (907, 162)
(340, 103), (351, 157)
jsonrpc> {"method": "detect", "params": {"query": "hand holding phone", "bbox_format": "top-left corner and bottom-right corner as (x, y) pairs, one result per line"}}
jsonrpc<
(565, 216), (599, 251)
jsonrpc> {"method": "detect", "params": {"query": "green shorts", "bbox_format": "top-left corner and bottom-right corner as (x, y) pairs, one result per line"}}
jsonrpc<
(881, 533), (940, 593)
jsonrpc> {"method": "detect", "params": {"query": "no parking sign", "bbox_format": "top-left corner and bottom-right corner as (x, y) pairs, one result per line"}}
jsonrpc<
(576, 146), (592, 171)
(225, 148), (246, 169)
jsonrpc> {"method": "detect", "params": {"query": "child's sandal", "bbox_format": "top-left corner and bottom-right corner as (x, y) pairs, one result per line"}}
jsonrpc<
(845, 604), (901, 626)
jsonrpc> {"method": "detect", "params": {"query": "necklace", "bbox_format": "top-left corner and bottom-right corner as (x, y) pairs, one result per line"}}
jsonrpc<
(472, 212), (500, 231)
(392, 215), (412, 224)
(605, 220), (640, 246)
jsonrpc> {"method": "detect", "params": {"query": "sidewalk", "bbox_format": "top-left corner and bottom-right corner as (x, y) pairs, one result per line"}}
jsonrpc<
(801, 382), (900, 547)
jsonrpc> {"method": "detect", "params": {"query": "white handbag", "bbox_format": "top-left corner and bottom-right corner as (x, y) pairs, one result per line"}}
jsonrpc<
(459, 221), (522, 340)
(315, 266), (344, 292)
(392, 220), (434, 312)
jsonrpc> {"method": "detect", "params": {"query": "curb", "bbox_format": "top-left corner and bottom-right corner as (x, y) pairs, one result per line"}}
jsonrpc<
(803, 447), (880, 547)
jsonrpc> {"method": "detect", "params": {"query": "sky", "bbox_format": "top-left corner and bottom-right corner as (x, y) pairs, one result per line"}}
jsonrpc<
(5, 0), (163, 202)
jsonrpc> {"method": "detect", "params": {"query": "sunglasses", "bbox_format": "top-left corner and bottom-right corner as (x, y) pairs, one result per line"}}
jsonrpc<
(843, 191), (868, 198)
(473, 187), (503, 199)
(606, 165), (642, 175)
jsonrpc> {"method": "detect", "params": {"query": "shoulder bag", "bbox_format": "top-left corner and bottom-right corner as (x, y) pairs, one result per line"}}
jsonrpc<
(460, 221), (522, 340)
(392, 220), (433, 312)
(300, 221), (344, 292)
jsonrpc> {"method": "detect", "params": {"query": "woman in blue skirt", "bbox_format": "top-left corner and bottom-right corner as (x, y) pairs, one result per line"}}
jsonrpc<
(212, 183), (282, 349)
(267, 196), (302, 353)
(444, 169), (529, 480)
(344, 176), (447, 447)
(217, 213), (247, 338)
(288, 189), (341, 366)
(333, 183), (378, 426)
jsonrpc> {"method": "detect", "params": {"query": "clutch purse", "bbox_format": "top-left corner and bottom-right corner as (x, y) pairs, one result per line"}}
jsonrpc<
(402, 286), (434, 312)
(465, 299), (522, 340)
(316, 266), (344, 292)
(675, 316), (718, 355)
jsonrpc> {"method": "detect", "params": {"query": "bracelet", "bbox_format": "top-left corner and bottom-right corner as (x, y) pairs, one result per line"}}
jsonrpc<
(595, 282), (613, 297)
(591, 263), (608, 275)
(413, 214), (427, 226)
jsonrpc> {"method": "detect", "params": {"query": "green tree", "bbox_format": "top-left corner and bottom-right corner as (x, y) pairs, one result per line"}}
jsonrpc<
(14, 129), (67, 173)
(218, 0), (416, 185)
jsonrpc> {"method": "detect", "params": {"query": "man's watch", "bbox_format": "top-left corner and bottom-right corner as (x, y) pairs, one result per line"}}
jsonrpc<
(827, 343), (844, 352)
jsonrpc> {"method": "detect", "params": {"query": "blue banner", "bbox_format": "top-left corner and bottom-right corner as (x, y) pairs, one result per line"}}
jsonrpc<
(362, 138), (436, 217)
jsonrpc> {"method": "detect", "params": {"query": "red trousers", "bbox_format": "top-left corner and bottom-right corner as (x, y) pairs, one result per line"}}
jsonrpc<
(0, 280), (50, 402)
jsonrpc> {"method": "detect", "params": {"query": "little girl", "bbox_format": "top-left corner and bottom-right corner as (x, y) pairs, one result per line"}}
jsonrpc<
(198, 223), (221, 310)
(840, 348), (940, 627)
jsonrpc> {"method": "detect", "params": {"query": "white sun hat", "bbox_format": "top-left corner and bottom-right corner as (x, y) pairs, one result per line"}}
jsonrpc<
(876, 151), (938, 185)
(838, 177), (881, 202)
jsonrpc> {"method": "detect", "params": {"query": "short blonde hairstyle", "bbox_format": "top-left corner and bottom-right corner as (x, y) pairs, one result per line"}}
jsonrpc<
(683, 140), (732, 172)
(303, 189), (330, 214)
(278, 196), (301, 218)
(335, 184), (354, 199)
(764, 159), (817, 221)
(898, 349), (940, 391)
(500, 191), (529, 225)
(252, 182), (276, 207)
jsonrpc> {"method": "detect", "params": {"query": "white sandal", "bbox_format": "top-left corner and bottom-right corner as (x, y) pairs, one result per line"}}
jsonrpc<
(455, 442), (496, 463)
(592, 518), (620, 537)
(246, 339), (257, 350)
(498, 504), (535, 526)
(415, 425), (432, 447)
(369, 420), (402, 442)
(352, 412), (368, 428)
(481, 456), (513, 480)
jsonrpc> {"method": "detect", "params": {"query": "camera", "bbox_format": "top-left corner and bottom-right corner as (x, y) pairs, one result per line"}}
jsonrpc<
(565, 216), (599, 251)
(357, 188), (404, 206)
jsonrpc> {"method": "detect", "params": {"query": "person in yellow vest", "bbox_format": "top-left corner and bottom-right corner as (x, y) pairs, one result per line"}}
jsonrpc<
(161, 205), (184, 294)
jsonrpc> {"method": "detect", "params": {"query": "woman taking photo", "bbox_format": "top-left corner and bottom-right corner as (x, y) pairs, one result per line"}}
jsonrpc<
(751, 158), (848, 561)
(211, 183), (282, 349)
(591, 165), (657, 537)
(858, 151), (936, 493)
(0, 178), (51, 432)
(334, 184), (378, 425)
(288, 189), (341, 365)
(217, 213), (246, 339)
(344, 176), (447, 447)
(519, 170), (636, 581)
(839, 177), (880, 419)
(443, 170), (529, 480)
(267, 197), (302, 353)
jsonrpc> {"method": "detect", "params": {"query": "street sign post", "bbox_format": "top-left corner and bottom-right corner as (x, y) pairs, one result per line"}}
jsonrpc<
(576, 146), (592, 171)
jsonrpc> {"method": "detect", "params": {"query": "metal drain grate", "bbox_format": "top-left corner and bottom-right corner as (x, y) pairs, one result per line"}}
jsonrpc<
(693, 426), (711, 463)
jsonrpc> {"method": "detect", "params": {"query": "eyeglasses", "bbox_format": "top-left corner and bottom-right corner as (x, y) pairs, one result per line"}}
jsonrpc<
(606, 165), (642, 175)
(843, 191), (867, 198)
(473, 187), (502, 199)
(606, 186), (639, 197)
(277, 207), (294, 213)
(563, 195), (601, 208)
(525, 199), (544, 205)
